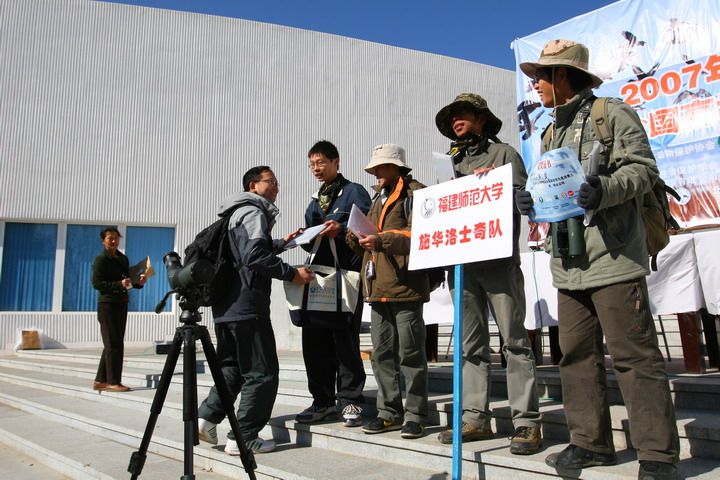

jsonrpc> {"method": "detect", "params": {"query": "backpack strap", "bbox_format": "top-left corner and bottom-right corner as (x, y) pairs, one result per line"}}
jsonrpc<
(589, 97), (612, 147)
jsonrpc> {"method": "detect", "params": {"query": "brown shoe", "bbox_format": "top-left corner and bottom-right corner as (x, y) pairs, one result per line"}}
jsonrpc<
(510, 425), (542, 455)
(437, 422), (493, 444)
(92, 382), (108, 391)
(104, 384), (130, 392)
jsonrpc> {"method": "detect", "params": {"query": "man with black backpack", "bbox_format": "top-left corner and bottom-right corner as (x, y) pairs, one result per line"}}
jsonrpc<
(196, 166), (314, 456)
(517, 40), (679, 480)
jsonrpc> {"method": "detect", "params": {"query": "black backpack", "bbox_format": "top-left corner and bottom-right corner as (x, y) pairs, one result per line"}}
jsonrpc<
(183, 205), (242, 306)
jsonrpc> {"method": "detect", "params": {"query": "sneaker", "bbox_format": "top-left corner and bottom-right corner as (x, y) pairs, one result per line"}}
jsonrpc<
(545, 444), (617, 470)
(295, 404), (337, 423)
(638, 461), (678, 480)
(362, 417), (402, 434)
(341, 404), (363, 427)
(400, 421), (425, 439)
(437, 422), (493, 444)
(225, 436), (276, 455)
(510, 425), (542, 455)
(197, 418), (217, 445)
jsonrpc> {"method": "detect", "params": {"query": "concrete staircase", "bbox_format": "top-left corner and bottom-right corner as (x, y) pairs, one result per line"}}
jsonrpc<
(0, 346), (719, 479)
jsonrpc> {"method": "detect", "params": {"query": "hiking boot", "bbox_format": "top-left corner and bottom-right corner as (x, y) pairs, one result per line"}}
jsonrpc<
(225, 436), (276, 455)
(510, 425), (542, 455)
(437, 422), (493, 444)
(400, 421), (425, 439)
(341, 404), (363, 427)
(545, 444), (617, 470)
(362, 417), (402, 434)
(295, 404), (337, 423)
(197, 418), (217, 445)
(638, 461), (678, 480)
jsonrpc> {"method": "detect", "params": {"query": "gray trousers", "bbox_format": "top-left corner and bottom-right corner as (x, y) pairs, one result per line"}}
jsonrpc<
(198, 318), (279, 441)
(449, 260), (541, 429)
(370, 301), (428, 424)
(558, 278), (679, 464)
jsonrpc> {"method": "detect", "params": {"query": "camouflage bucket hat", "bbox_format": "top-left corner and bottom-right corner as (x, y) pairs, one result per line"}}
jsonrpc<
(435, 93), (503, 140)
(519, 39), (603, 88)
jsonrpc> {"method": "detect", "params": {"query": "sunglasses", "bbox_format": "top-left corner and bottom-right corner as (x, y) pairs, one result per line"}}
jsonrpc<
(531, 69), (551, 85)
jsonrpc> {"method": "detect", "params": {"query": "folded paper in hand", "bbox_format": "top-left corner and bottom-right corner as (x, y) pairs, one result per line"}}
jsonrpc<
(129, 256), (154, 283)
(285, 224), (326, 248)
(348, 204), (377, 238)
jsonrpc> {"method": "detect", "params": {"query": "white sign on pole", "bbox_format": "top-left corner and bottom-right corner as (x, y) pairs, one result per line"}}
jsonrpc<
(408, 163), (514, 270)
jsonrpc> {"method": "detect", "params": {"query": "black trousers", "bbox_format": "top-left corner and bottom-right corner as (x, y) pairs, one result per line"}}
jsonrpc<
(95, 301), (128, 385)
(301, 298), (366, 408)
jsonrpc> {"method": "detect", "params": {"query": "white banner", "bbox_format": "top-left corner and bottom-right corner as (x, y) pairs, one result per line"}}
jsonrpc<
(408, 164), (513, 270)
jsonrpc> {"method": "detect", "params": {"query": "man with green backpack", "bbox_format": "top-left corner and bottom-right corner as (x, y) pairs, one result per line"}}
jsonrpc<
(517, 39), (680, 480)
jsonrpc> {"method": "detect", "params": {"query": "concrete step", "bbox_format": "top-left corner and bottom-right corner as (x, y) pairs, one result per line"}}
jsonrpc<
(1, 378), (719, 480)
(2, 349), (720, 478)
(0, 385), (443, 480)
(0, 404), (229, 479)
(8, 349), (720, 413)
(3, 351), (720, 460)
(0, 438), (72, 480)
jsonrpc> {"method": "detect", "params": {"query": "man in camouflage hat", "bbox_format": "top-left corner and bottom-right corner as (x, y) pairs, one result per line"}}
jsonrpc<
(434, 94), (542, 455)
(518, 40), (679, 479)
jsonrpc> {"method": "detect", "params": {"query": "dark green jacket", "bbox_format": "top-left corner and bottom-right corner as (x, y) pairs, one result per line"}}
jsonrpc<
(346, 175), (430, 303)
(543, 88), (658, 290)
(453, 141), (528, 264)
(92, 249), (133, 304)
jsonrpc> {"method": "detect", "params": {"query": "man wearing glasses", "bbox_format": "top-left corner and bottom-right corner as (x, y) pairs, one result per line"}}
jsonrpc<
(295, 140), (371, 427)
(197, 166), (314, 455)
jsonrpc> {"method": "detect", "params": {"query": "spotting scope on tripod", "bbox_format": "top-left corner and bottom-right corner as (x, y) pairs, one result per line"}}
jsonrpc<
(127, 252), (257, 480)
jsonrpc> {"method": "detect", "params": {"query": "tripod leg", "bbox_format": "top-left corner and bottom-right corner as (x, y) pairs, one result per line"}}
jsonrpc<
(181, 325), (198, 480)
(128, 328), (184, 479)
(198, 327), (257, 479)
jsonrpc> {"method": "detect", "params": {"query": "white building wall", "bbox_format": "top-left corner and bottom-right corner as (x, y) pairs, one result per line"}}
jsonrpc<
(0, 0), (518, 351)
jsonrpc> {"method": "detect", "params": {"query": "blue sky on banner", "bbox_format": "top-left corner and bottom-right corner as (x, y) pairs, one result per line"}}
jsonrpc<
(513, 0), (720, 227)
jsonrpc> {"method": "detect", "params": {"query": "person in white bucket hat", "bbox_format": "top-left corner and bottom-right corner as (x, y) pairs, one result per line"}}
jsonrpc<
(346, 143), (431, 439)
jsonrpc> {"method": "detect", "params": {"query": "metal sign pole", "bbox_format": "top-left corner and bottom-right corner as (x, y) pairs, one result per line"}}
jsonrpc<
(452, 263), (464, 480)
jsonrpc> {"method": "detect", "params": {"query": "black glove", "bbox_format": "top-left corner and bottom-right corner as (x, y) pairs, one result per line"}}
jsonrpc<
(515, 190), (534, 216)
(578, 175), (603, 210)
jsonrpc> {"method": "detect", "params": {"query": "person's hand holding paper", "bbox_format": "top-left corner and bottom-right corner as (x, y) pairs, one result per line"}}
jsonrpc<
(348, 204), (378, 238)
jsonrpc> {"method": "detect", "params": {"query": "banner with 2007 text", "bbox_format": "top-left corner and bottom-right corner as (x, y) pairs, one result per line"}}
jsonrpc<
(513, 0), (720, 229)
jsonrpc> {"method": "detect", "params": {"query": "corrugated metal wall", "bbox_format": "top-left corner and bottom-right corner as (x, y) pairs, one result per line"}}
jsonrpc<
(0, 0), (518, 350)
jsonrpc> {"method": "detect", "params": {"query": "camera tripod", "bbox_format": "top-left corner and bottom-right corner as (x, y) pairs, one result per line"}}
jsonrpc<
(128, 297), (257, 480)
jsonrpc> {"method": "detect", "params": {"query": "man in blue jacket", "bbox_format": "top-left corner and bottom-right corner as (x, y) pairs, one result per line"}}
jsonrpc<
(197, 166), (314, 455)
(295, 140), (371, 427)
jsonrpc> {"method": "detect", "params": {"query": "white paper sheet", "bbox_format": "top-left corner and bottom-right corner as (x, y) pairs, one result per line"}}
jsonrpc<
(285, 224), (326, 248)
(348, 204), (377, 237)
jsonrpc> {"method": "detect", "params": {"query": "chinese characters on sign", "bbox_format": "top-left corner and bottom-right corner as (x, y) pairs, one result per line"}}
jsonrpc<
(409, 164), (513, 270)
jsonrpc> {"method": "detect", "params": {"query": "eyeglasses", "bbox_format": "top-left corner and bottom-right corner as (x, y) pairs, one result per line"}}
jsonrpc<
(257, 179), (279, 187)
(308, 160), (329, 169)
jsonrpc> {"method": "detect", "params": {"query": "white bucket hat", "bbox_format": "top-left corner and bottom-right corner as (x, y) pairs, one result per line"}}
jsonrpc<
(364, 144), (412, 175)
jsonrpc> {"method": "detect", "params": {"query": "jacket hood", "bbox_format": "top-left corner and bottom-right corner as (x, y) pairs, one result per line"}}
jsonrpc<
(217, 191), (279, 218)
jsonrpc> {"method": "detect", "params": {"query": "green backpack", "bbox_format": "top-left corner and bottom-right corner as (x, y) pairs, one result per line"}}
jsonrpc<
(542, 97), (681, 269)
